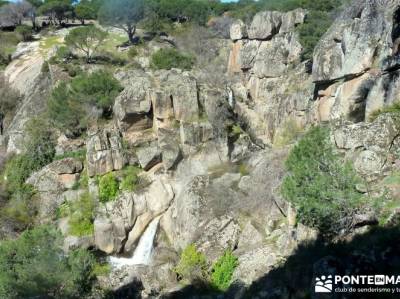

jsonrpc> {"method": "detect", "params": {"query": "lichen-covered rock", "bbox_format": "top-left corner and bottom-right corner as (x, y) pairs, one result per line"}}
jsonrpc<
(248, 11), (282, 40)
(158, 128), (182, 170)
(113, 70), (153, 132)
(333, 114), (400, 151)
(158, 70), (199, 122)
(313, 1), (391, 82)
(94, 218), (126, 254)
(26, 158), (83, 221)
(86, 128), (126, 177)
(230, 19), (247, 41)
(136, 141), (162, 170)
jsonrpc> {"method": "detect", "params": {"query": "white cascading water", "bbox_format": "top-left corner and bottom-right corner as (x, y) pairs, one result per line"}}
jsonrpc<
(109, 216), (161, 268)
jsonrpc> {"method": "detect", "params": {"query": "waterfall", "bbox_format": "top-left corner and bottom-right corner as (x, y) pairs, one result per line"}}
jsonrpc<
(109, 216), (161, 268)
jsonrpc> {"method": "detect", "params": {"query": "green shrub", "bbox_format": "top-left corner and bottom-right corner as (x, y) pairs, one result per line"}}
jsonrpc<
(0, 74), (20, 115)
(68, 192), (94, 236)
(210, 250), (238, 291)
(127, 47), (139, 59)
(0, 226), (95, 298)
(369, 102), (400, 122)
(174, 244), (208, 283)
(70, 70), (122, 111)
(120, 166), (141, 192)
(41, 61), (50, 74)
(48, 70), (122, 135)
(281, 126), (364, 236)
(150, 48), (195, 70)
(15, 25), (33, 42)
(0, 32), (20, 67)
(99, 173), (119, 203)
(92, 262), (111, 276)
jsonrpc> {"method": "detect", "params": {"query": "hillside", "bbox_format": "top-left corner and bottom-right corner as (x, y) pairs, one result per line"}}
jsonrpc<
(0, 0), (400, 298)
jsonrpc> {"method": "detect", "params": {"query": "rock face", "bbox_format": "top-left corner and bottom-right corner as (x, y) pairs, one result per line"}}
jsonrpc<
(227, 9), (315, 145)
(94, 177), (174, 254)
(113, 70), (153, 132)
(26, 158), (84, 221)
(313, 0), (400, 122)
(86, 128), (126, 177)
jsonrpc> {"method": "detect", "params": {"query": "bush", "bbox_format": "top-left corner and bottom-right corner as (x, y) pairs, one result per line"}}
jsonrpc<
(127, 47), (139, 59)
(15, 25), (33, 42)
(120, 166), (141, 192)
(68, 192), (94, 236)
(0, 74), (20, 116)
(0, 226), (95, 298)
(48, 70), (122, 135)
(210, 250), (238, 291)
(0, 32), (20, 67)
(150, 48), (195, 70)
(70, 70), (122, 111)
(99, 172), (119, 203)
(174, 244), (208, 283)
(281, 126), (364, 236)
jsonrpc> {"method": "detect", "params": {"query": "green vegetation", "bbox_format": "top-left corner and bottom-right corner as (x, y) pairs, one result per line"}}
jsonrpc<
(174, 245), (239, 291)
(0, 32), (20, 67)
(99, 172), (119, 203)
(1, 118), (55, 228)
(65, 26), (108, 62)
(273, 119), (303, 148)
(210, 250), (238, 291)
(369, 102), (400, 122)
(281, 126), (364, 236)
(66, 192), (95, 236)
(120, 166), (141, 192)
(55, 149), (86, 161)
(0, 74), (20, 116)
(15, 25), (33, 42)
(150, 48), (195, 70)
(174, 244), (208, 284)
(0, 226), (95, 298)
(48, 70), (122, 135)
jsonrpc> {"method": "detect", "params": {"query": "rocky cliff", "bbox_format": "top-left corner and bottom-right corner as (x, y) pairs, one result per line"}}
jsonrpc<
(2, 0), (400, 298)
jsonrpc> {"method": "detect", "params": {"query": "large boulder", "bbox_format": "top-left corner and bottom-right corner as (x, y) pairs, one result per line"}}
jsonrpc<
(136, 141), (162, 170)
(86, 128), (126, 177)
(113, 70), (153, 132)
(26, 158), (83, 221)
(230, 19), (247, 41)
(313, 0), (390, 82)
(158, 70), (199, 122)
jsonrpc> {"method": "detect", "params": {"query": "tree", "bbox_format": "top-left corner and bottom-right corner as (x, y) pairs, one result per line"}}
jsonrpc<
(0, 226), (95, 298)
(98, 0), (145, 44)
(75, 1), (96, 24)
(38, 0), (73, 25)
(65, 26), (107, 62)
(0, 1), (34, 27)
(281, 126), (364, 236)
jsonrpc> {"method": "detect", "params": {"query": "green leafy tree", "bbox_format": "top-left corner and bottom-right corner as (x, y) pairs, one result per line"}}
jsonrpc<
(15, 24), (33, 41)
(65, 26), (108, 62)
(75, 1), (96, 24)
(210, 250), (238, 291)
(48, 70), (122, 135)
(98, 0), (145, 44)
(281, 126), (364, 236)
(0, 226), (95, 298)
(38, 0), (73, 25)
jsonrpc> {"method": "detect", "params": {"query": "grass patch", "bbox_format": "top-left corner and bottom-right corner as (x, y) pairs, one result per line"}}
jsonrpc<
(98, 172), (119, 203)
(55, 149), (86, 161)
(39, 35), (64, 56)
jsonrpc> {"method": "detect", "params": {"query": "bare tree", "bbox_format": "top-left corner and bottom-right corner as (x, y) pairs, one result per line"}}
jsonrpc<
(0, 1), (34, 27)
